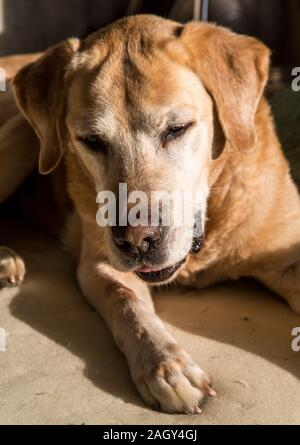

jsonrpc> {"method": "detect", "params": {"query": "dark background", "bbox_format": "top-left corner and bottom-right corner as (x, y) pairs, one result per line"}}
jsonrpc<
(0, 0), (299, 66)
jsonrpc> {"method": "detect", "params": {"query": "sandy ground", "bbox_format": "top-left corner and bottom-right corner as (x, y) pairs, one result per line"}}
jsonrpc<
(0, 217), (300, 425)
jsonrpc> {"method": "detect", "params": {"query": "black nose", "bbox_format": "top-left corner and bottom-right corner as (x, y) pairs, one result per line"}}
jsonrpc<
(112, 225), (163, 256)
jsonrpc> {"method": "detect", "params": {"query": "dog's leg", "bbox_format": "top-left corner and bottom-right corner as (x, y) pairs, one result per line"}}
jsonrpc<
(251, 242), (300, 315)
(0, 113), (38, 203)
(77, 239), (215, 414)
(0, 94), (37, 290)
(0, 247), (25, 289)
(0, 116), (35, 291)
(254, 265), (300, 315)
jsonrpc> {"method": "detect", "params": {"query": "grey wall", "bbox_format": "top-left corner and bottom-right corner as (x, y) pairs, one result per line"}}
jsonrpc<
(0, 0), (130, 56)
(170, 0), (300, 66)
(0, 0), (299, 64)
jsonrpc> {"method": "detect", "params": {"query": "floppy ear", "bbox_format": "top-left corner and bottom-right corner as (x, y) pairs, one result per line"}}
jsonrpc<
(181, 23), (270, 153)
(13, 38), (80, 174)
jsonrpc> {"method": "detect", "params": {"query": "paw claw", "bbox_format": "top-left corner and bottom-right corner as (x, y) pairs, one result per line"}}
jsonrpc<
(207, 386), (217, 397)
(8, 276), (16, 285)
(194, 404), (202, 414)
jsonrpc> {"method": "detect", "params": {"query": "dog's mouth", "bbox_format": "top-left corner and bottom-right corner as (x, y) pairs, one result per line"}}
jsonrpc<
(135, 257), (186, 283)
(134, 233), (204, 284)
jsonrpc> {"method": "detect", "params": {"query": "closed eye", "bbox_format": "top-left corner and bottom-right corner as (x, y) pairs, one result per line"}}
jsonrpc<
(162, 122), (194, 146)
(77, 135), (108, 153)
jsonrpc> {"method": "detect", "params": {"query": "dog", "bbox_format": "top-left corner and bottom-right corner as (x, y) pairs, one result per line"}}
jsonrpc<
(0, 15), (300, 414)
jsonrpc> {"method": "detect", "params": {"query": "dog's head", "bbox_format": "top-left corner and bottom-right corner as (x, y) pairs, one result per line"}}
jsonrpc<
(13, 15), (269, 284)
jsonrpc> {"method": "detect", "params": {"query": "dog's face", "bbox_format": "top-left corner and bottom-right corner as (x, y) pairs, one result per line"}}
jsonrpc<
(13, 15), (269, 284)
(66, 44), (214, 279)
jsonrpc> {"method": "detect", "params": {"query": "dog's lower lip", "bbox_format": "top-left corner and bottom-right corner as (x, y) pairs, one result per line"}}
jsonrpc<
(136, 264), (161, 273)
(135, 258), (186, 283)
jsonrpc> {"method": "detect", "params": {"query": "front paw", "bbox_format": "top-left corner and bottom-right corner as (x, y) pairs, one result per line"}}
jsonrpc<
(0, 247), (25, 289)
(131, 343), (216, 414)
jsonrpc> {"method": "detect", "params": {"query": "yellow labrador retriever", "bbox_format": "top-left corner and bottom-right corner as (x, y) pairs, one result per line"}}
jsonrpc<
(1, 15), (300, 414)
